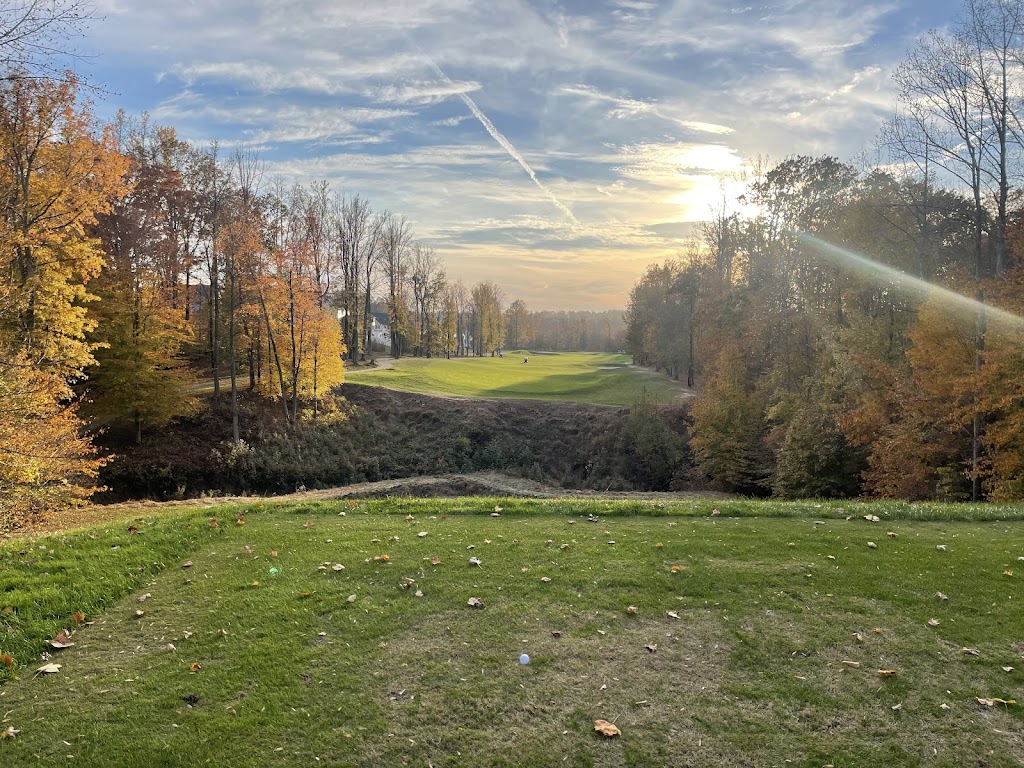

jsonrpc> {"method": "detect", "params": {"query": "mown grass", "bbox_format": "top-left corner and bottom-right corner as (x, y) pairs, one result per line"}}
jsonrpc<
(346, 351), (688, 405)
(1, 498), (1023, 767)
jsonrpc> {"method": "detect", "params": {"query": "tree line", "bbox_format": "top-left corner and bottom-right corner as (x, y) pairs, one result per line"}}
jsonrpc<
(627, 0), (1024, 502)
(0, 77), (621, 529)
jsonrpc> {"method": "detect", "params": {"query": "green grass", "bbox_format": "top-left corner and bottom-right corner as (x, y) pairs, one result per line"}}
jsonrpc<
(2, 498), (1024, 766)
(346, 351), (689, 405)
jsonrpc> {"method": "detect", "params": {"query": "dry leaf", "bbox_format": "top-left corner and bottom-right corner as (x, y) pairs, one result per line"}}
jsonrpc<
(961, 647), (980, 656)
(625, 606), (638, 615)
(270, 550), (278, 557)
(877, 669), (897, 677)
(182, 561), (193, 569)
(134, 610), (146, 619)
(935, 592), (949, 601)
(552, 630), (563, 638)
(873, 627), (883, 634)
(594, 720), (621, 737)
(852, 632), (865, 643)
(891, 703), (902, 711)
(332, 564), (345, 572)
(841, 660), (861, 669)
(414, 590), (423, 598)
(710, 509), (720, 517)
(864, 515), (880, 523)
(1003, 570), (1014, 577)
(645, 644), (657, 653)
(138, 593), (151, 603)
(71, 611), (85, 624)
(887, 531), (898, 538)
(867, 541), (877, 549)
(976, 697), (1016, 707)
(430, 557), (441, 565)
(0, 726), (19, 740)
(1002, 666), (1014, 673)
(494, 506), (503, 512)
(183, 630), (193, 640)
(1, 654), (14, 668)
(936, 544), (947, 552)
(165, 643), (176, 652)
(928, 618), (940, 626)
(666, 611), (679, 619)
(469, 557), (482, 567)
(467, 597), (484, 609)
(540, 577), (552, 583)
(48, 631), (75, 650)
(298, 592), (312, 599)
(347, 594), (357, 603)
(189, 662), (202, 672)
(404, 515), (414, 521)
(35, 663), (61, 675)
(418, 532), (428, 538)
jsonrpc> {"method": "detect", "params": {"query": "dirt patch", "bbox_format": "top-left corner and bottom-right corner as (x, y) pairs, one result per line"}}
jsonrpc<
(365, 610), (731, 766)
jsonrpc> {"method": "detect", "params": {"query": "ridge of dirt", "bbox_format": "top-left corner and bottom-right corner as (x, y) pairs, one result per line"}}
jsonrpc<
(7, 471), (731, 539)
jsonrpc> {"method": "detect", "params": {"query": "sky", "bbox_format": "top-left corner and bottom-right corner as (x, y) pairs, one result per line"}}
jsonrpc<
(76, 0), (966, 310)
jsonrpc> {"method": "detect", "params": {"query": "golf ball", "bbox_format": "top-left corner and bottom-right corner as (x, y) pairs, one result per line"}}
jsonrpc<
(519, 653), (530, 665)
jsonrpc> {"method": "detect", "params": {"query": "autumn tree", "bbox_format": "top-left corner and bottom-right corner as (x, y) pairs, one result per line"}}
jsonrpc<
(0, 71), (128, 527)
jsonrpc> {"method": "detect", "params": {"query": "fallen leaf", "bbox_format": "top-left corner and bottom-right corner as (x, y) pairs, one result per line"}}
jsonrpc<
(48, 630), (75, 650)
(1, 654), (13, 668)
(189, 662), (202, 672)
(961, 647), (980, 656)
(493, 505), (503, 513)
(1002, 666), (1014, 673)
(594, 720), (621, 737)
(928, 618), (940, 627)
(404, 515), (414, 521)
(864, 515), (880, 523)
(625, 606), (638, 615)
(270, 550), (278, 557)
(469, 557), (482, 567)
(347, 594), (357, 603)
(35, 663), (61, 675)
(165, 643), (176, 652)
(552, 630), (563, 638)
(0, 726), (19, 739)
(540, 577), (552, 583)
(977, 697), (1016, 707)
(711, 509), (720, 517)
(332, 564), (345, 572)
(852, 632), (865, 643)
(877, 669), (896, 677)
(940, 703), (951, 710)
(666, 611), (679, 619)
(655, 543), (663, 549)
(645, 644), (657, 653)
(936, 544), (947, 552)
(1003, 570), (1014, 577)
(414, 590), (423, 598)
(298, 592), (312, 599)
(134, 610), (146, 619)
(841, 660), (861, 669)
(891, 703), (902, 711)
(935, 592), (949, 601)
(183, 631), (193, 640)
(138, 593), (151, 603)
(430, 557), (441, 565)
(887, 531), (898, 538)
(71, 611), (85, 624)
(873, 627), (883, 634)
(418, 532), (428, 538)
(182, 561), (193, 569)
(467, 597), (484, 609)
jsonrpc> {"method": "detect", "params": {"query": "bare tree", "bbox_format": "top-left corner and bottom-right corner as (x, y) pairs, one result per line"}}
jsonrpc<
(0, 0), (94, 77)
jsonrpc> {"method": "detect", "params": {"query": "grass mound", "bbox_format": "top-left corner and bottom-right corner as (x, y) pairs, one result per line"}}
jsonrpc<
(1, 499), (1022, 766)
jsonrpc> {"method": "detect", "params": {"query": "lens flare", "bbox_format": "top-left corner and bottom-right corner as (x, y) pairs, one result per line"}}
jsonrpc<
(798, 233), (1024, 330)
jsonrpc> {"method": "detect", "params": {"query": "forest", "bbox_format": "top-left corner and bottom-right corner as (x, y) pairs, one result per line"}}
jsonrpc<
(625, 1), (1024, 502)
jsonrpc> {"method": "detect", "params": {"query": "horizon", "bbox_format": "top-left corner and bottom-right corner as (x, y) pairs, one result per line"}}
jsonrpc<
(76, 0), (963, 310)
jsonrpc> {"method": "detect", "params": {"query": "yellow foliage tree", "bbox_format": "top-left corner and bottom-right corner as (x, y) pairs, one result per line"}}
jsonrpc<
(0, 72), (129, 530)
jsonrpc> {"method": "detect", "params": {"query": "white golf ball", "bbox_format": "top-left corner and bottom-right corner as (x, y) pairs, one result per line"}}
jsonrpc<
(519, 653), (530, 665)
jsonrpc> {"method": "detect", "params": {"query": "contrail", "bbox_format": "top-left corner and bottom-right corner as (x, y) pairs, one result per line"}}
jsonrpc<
(426, 60), (579, 225)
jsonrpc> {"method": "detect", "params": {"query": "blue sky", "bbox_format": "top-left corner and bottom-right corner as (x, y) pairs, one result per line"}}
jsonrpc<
(79, 0), (965, 309)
